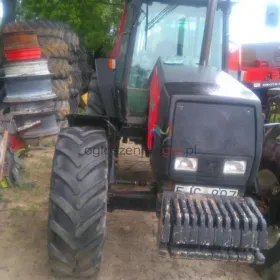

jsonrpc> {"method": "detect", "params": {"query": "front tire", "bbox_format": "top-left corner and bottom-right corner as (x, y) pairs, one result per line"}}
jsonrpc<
(48, 126), (108, 278)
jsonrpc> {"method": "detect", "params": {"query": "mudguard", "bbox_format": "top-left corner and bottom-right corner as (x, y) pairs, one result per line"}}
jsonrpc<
(95, 58), (117, 119)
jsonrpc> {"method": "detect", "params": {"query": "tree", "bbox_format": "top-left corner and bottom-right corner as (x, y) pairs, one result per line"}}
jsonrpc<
(16, 0), (123, 54)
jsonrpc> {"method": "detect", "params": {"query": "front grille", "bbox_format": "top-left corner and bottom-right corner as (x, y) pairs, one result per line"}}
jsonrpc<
(172, 102), (255, 157)
(197, 156), (223, 176)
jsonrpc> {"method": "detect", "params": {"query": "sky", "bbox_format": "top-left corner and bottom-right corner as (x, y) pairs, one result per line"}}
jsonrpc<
(230, 0), (280, 44)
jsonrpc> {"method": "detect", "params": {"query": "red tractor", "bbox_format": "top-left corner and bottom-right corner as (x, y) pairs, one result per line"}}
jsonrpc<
(47, 0), (280, 279)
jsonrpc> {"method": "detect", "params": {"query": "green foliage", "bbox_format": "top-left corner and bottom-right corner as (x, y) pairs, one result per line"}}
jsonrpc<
(16, 0), (123, 54)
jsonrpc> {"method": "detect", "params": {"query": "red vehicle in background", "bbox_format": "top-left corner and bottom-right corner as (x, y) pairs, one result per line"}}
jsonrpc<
(228, 42), (280, 109)
(228, 1), (280, 113)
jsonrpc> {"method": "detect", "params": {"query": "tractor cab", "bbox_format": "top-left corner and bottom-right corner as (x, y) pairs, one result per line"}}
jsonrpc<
(113, 0), (233, 123)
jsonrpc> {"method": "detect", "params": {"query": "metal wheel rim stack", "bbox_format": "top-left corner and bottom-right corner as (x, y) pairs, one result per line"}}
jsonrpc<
(2, 30), (60, 141)
(2, 20), (94, 137)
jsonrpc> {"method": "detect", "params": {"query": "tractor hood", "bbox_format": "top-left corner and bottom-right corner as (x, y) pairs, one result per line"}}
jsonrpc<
(158, 62), (260, 102)
(149, 59), (264, 189)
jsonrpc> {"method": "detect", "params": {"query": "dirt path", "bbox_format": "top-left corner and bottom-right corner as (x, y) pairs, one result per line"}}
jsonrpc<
(0, 143), (262, 280)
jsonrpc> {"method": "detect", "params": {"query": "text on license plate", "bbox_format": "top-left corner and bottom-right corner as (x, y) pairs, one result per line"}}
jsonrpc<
(175, 185), (238, 196)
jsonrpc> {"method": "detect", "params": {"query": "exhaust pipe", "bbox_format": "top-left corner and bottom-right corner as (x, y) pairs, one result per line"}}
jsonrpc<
(199, 0), (219, 66)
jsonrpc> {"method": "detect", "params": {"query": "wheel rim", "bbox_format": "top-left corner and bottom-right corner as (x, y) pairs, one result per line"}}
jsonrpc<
(268, 225), (280, 249)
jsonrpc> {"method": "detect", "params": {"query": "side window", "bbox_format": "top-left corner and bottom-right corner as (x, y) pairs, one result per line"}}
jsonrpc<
(129, 5), (152, 89)
(115, 4), (133, 84)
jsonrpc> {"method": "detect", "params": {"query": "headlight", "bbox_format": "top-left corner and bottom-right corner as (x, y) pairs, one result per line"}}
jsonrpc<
(223, 160), (247, 174)
(174, 157), (198, 172)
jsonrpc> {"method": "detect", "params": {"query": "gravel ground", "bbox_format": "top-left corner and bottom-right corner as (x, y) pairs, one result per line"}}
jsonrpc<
(0, 142), (262, 280)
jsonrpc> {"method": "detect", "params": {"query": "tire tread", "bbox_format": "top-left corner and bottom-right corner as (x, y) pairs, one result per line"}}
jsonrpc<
(48, 127), (108, 278)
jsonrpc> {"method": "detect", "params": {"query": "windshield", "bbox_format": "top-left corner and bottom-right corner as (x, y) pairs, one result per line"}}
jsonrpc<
(129, 2), (224, 89)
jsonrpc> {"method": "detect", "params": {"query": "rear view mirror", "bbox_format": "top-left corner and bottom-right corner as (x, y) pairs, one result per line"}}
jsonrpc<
(266, 4), (279, 27)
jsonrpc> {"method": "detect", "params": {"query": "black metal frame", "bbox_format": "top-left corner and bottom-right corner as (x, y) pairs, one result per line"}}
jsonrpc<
(108, 190), (157, 212)
(199, 0), (219, 66)
(95, 59), (118, 119)
(222, 0), (231, 71)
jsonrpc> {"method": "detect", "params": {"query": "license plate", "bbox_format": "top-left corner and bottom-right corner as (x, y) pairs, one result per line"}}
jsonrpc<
(175, 185), (238, 196)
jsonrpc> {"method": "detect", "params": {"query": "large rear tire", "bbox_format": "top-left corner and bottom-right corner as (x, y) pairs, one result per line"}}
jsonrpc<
(52, 79), (69, 100)
(68, 65), (83, 97)
(55, 100), (70, 121)
(48, 58), (71, 79)
(38, 37), (69, 59)
(64, 30), (80, 51)
(263, 238), (280, 280)
(3, 20), (65, 39)
(48, 126), (108, 278)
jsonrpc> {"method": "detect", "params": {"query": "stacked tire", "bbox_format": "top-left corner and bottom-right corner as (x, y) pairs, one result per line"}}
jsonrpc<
(4, 20), (93, 117)
(62, 23), (93, 113)
(32, 22), (70, 123)
(62, 24), (82, 114)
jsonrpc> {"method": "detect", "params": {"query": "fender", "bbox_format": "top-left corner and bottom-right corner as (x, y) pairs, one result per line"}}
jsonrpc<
(66, 113), (120, 184)
(95, 58), (118, 119)
(66, 114), (119, 132)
